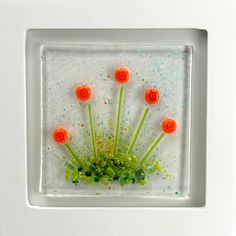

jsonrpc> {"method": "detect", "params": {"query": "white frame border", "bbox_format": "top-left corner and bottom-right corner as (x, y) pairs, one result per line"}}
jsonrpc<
(0, 0), (235, 235)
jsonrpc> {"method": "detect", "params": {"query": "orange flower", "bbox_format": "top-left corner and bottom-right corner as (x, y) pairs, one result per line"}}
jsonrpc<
(162, 118), (177, 134)
(75, 85), (92, 101)
(145, 88), (160, 105)
(53, 128), (68, 143)
(114, 67), (130, 84)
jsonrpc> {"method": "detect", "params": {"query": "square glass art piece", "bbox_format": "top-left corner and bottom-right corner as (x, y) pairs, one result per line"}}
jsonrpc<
(40, 44), (192, 198)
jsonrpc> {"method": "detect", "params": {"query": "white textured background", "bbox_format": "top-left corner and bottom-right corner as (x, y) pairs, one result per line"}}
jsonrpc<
(41, 45), (191, 197)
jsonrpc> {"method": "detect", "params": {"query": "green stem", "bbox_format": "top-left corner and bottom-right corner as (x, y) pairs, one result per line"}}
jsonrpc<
(64, 143), (80, 162)
(88, 104), (97, 159)
(140, 133), (165, 165)
(128, 107), (150, 154)
(114, 86), (124, 154)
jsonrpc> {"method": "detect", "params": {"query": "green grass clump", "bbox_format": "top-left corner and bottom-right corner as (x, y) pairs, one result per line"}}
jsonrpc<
(64, 150), (162, 186)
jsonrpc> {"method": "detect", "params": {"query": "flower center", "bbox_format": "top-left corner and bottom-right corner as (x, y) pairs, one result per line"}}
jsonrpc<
(150, 93), (157, 101)
(80, 89), (88, 97)
(167, 123), (173, 131)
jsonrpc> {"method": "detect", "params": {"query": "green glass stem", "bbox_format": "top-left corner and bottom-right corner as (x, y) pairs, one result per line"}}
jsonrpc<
(128, 107), (150, 154)
(64, 143), (80, 162)
(140, 132), (165, 165)
(88, 104), (97, 159)
(114, 86), (124, 154)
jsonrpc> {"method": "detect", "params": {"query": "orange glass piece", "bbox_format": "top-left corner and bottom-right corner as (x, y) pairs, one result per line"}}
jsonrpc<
(114, 67), (130, 84)
(53, 128), (68, 143)
(162, 118), (177, 134)
(145, 88), (160, 104)
(75, 85), (92, 101)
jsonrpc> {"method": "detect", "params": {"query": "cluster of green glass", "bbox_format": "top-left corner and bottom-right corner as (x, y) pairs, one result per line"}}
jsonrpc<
(64, 151), (162, 186)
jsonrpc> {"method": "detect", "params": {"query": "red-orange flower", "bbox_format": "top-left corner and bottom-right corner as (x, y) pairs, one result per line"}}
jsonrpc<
(145, 88), (160, 104)
(53, 128), (68, 143)
(162, 118), (177, 134)
(75, 85), (92, 101)
(114, 67), (130, 83)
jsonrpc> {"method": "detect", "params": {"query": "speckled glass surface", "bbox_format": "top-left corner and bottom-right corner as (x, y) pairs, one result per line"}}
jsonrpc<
(40, 45), (192, 197)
